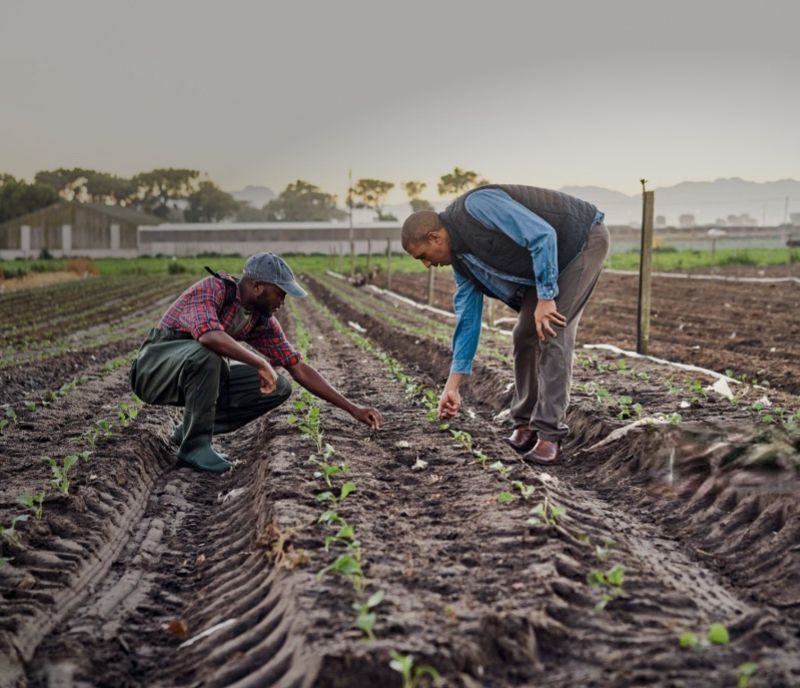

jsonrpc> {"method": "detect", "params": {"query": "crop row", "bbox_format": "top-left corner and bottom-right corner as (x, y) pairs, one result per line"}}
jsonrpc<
(284, 298), (442, 686)
(301, 280), (760, 680)
(0, 275), (191, 346)
(0, 393), (144, 569)
(313, 274), (800, 435)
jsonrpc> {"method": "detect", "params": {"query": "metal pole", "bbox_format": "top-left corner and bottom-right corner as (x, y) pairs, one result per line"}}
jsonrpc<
(637, 182), (655, 355)
(386, 239), (392, 290)
(427, 267), (435, 305)
(348, 169), (355, 277)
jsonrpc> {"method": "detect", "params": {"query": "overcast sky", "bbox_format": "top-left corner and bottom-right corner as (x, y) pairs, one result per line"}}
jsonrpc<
(1, 0), (798, 205)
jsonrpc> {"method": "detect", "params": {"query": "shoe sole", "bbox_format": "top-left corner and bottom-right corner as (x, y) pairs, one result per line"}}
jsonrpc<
(502, 437), (537, 454)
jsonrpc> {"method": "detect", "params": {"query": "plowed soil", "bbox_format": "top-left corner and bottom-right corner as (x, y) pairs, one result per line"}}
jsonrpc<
(1, 272), (799, 688)
(376, 269), (800, 394)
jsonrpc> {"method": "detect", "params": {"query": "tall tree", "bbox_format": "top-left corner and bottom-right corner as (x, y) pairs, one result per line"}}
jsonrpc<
(132, 168), (201, 217)
(402, 180), (433, 212)
(437, 167), (490, 196)
(0, 174), (60, 223)
(350, 178), (396, 221)
(184, 181), (241, 222)
(263, 180), (347, 221)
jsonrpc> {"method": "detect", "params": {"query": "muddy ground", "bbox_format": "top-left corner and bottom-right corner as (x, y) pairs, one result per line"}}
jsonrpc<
(0, 272), (799, 687)
(375, 268), (800, 394)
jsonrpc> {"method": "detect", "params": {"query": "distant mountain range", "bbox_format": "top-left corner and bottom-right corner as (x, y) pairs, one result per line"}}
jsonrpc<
(229, 185), (276, 208)
(229, 178), (800, 226)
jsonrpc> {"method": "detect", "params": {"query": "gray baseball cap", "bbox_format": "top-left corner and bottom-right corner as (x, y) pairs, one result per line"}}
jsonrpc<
(243, 252), (307, 298)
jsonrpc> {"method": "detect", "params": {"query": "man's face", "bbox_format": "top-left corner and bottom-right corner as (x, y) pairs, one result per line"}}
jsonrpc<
(406, 230), (451, 268)
(251, 282), (286, 315)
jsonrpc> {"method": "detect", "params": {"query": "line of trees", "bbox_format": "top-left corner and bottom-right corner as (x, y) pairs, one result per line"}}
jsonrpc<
(0, 166), (490, 224)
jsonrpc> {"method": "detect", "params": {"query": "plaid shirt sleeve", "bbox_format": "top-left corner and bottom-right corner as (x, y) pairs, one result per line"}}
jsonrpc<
(247, 315), (302, 368)
(159, 276), (227, 339)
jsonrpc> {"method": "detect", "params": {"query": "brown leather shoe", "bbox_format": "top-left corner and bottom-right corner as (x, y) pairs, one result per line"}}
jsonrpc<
(523, 439), (560, 465)
(504, 425), (537, 453)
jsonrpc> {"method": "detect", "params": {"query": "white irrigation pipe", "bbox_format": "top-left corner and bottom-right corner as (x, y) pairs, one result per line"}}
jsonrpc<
(328, 271), (751, 387)
(582, 343), (743, 385)
(604, 268), (800, 285)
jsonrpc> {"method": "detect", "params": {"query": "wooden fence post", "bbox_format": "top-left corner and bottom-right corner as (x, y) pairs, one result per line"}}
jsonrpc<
(637, 184), (655, 355)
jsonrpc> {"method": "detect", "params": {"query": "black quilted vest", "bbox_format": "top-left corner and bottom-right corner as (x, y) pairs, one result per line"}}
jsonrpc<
(439, 184), (598, 310)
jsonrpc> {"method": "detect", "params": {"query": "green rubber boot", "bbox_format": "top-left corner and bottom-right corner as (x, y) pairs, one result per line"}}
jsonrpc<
(177, 444), (232, 473)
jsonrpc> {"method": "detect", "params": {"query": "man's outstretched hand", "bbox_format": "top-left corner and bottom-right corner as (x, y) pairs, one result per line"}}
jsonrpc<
(534, 298), (566, 341)
(438, 387), (461, 420)
(352, 406), (383, 430)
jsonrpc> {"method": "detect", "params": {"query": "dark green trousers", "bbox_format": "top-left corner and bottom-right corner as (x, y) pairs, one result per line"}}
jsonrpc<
(130, 329), (291, 457)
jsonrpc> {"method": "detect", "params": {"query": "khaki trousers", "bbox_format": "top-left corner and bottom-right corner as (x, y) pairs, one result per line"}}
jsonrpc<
(509, 223), (610, 441)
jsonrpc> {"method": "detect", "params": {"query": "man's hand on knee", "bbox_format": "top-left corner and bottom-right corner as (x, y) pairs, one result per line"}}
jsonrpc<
(258, 360), (278, 394)
(534, 299), (566, 341)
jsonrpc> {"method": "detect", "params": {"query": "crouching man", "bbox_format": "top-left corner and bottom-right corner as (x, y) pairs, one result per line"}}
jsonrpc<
(130, 252), (383, 472)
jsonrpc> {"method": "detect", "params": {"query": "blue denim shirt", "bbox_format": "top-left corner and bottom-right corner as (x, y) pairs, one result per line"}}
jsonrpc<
(450, 188), (604, 374)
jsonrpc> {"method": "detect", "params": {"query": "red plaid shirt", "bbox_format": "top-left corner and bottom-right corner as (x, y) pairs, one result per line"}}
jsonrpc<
(159, 272), (301, 368)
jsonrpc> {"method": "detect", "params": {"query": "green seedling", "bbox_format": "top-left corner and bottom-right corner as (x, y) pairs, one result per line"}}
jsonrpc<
(636, 371), (650, 381)
(587, 564), (625, 611)
(324, 522), (359, 552)
(317, 481), (357, 504)
(617, 395), (641, 420)
(594, 540), (616, 562)
(511, 480), (535, 499)
(594, 386), (610, 403)
(314, 462), (351, 488)
(497, 491), (515, 504)
(389, 651), (442, 688)
(489, 460), (511, 479)
(287, 394), (325, 452)
(737, 662), (758, 688)
(0, 406), (18, 433)
(615, 359), (627, 372)
(25, 401), (37, 412)
(318, 510), (344, 526)
(95, 418), (113, 437)
(352, 589), (385, 641)
(117, 401), (140, 426)
(48, 454), (79, 494)
(450, 429), (473, 453)
(678, 623), (730, 649)
(527, 499), (565, 527)
(318, 553), (363, 591)
(473, 449), (489, 467)
(668, 412), (683, 426)
(0, 515), (29, 547)
(16, 492), (44, 520)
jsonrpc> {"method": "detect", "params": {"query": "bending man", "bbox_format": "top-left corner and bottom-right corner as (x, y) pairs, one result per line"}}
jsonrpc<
(130, 252), (383, 472)
(402, 185), (608, 465)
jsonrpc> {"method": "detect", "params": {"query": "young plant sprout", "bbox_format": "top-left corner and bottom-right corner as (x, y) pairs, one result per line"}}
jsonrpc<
(318, 553), (364, 591)
(0, 514), (29, 548)
(389, 650), (442, 688)
(737, 662), (758, 688)
(489, 461), (511, 479)
(352, 589), (385, 641)
(47, 454), (79, 495)
(587, 564), (625, 611)
(324, 522), (359, 552)
(511, 481), (535, 499)
(16, 493), (44, 521)
(527, 498), (566, 527)
(318, 510), (344, 526)
(450, 429), (473, 453)
(497, 491), (515, 504)
(679, 623), (730, 649)
(316, 481), (357, 505)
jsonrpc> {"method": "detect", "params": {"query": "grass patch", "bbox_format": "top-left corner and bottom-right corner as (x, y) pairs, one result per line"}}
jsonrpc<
(606, 247), (800, 272)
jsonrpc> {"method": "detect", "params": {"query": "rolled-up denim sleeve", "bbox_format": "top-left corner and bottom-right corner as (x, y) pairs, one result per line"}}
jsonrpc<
(451, 270), (484, 374)
(465, 188), (560, 300)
